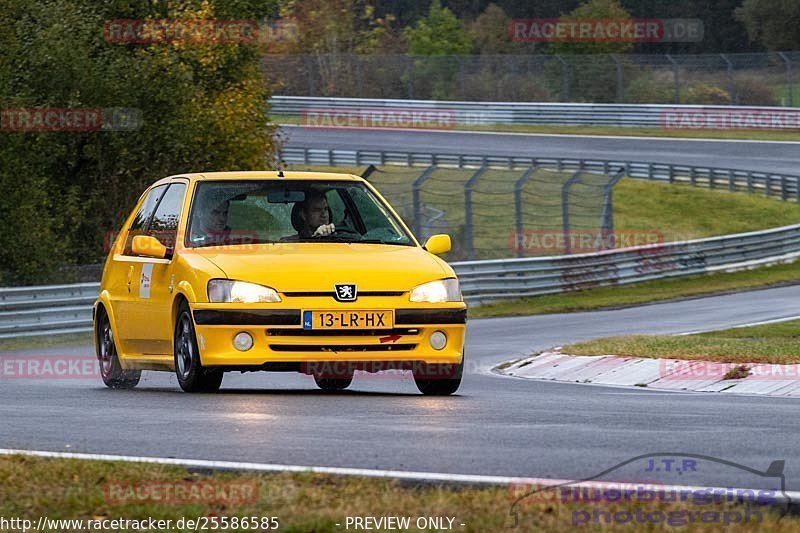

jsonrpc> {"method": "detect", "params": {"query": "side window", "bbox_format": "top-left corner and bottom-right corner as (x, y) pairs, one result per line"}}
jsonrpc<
(124, 185), (167, 255)
(147, 183), (187, 256)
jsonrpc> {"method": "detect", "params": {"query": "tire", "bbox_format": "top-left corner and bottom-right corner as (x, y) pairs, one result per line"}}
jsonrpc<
(96, 308), (141, 390)
(413, 359), (463, 396)
(174, 303), (223, 393)
(313, 374), (353, 392)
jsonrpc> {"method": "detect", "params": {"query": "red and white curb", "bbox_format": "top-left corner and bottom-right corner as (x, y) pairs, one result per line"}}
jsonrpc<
(496, 351), (800, 396)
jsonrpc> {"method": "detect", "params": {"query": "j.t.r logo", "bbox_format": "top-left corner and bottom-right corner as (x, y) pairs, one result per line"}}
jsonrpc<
(334, 284), (357, 302)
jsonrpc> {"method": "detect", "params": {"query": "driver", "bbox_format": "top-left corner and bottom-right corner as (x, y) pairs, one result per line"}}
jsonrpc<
(298, 191), (335, 238)
(191, 196), (232, 245)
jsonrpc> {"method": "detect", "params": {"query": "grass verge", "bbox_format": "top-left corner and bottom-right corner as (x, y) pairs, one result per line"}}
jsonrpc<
(469, 260), (800, 318)
(0, 331), (93, 353)
(0, 455), (794, 532)
(277, 117), (800, 142)
(562, 319), (800, 365)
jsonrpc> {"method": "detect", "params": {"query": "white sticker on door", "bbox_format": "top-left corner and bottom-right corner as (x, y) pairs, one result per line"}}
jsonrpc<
(140, 263), (154, 299)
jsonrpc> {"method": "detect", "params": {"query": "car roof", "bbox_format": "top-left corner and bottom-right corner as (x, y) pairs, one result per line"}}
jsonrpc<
(151, 171), (363, 187)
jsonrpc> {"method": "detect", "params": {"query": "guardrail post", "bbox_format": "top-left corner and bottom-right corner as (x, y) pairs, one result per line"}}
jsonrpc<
(561, 169), (583, 255)
(728, 170), (734, 192)
(710, 170), (716, 189)
(464, 162), (488, 260)
(690, 167), (697, 186)
(328, 150), (333, 166)
(778, 52), (793, 106)
(746, 171), (753, 193)
(303, 147), (309, 165)
(412, 165), (436, 238)
(766, 176), (772, 197)
(666, 54), (680, 103)
(668, 166), (674, 184)
(355, 150), (361, 166)
(514, 166), (537, 257)
(781, 176), (788, 200)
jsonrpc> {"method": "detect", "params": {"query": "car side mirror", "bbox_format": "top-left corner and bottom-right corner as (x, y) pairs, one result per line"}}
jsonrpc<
(424, 234), (451, 256)
(131, 235), (168, 259)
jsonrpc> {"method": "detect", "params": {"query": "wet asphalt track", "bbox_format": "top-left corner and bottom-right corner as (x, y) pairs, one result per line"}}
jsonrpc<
(2, 130), (800, 491)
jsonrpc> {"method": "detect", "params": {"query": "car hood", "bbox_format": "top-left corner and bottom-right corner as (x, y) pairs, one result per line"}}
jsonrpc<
(190, 243), (453, 293)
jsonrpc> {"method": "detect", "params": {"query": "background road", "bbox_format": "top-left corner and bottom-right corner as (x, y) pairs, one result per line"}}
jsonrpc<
(3, 285), (800, 490)
(282, 125), (800, 175)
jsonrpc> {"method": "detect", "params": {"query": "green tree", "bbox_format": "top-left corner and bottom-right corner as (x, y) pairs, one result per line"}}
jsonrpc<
(403, 1), (472, 99)
(404, 0), (472, 55)
(0, 0), (279, 284)
(735, 0), (800, 51)
(547, 0), (634, 55)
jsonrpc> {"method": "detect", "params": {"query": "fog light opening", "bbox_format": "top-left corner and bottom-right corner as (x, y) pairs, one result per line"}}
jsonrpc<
(233, 331), (254, 351)
(430, 331), (447, 351)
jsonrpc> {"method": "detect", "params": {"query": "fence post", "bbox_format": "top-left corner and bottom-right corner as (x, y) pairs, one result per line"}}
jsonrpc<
(611, 54), (624, 102)
(555, 55), (569, 101)
(778, 52), (793, 106)
(720, 54), (735, 104)
(514, 166), (537, 257)
(561, 169), (583, 255)
(464, 163), (488, 260)
(306, 55), (316, 96)
(412, 165), (437, 238)
(599, 168), (625, 250)
(666, 54), (680, 104)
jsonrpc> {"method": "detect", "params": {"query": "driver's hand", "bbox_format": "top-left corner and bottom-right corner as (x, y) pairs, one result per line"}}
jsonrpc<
(312, 223), (335, 237)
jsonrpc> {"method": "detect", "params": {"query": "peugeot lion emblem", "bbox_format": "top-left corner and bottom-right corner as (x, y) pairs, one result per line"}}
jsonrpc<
(334, 284), (357, 302)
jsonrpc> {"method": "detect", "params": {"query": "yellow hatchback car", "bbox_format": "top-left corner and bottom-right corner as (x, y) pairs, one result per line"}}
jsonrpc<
(94, 171), (466, 395)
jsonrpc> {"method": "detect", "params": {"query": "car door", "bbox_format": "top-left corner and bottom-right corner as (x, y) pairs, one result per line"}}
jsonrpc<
(107, 184), (168, 353)
(137, 180), (188, 354)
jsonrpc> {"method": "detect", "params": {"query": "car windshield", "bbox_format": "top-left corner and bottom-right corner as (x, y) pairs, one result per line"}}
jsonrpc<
(187, 180), (414, 248)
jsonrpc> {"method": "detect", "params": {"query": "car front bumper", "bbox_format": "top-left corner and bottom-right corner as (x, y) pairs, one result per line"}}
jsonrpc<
(191, 303), (466, 367)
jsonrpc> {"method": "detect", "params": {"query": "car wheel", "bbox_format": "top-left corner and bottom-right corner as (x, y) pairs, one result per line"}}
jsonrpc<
(413, 359), (463, 396)
(313, 374), (353, 391)
(174, 303), (223, 393)
(97, 309), (141, 389)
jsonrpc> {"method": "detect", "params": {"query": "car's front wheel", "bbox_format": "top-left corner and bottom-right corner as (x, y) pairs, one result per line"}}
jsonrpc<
(96, 309), (141, 389)
(413, 359), (463, 396)
(174, 303), (223, 393)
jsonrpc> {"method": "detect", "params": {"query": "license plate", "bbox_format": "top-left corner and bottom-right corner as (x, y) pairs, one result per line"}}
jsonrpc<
(303, 310), (393, 330)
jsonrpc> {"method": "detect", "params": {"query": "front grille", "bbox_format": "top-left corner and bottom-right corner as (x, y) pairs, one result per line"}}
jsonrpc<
(266, 327), (419, 337)
(194, 309), (300, 326)
(268, 344), (417, 352)
(282, 291), (405, 298)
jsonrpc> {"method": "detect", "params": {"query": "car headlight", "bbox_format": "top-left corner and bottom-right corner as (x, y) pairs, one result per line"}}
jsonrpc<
(207, 279), (281, 303)
(409, 279), (461, 303)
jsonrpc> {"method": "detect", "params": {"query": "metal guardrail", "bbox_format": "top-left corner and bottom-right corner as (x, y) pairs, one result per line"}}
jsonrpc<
(4, 149), (800, 338)
(0, 282), (99, 339)
(454, 223), (800, 304)
(271, 96), (800, 129)
(280, 148), (800, 201)
(3, 223), (800, 337)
